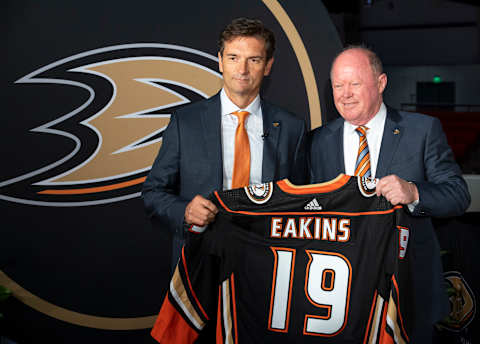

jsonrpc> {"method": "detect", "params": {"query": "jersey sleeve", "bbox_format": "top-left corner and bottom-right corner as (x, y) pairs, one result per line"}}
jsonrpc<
(151, 230), (221, 343)
(372, 207), (414, 344)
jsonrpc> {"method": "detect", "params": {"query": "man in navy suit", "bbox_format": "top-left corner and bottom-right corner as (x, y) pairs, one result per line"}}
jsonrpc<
(142, 18), (306, 271)
(309, 46), (470, 343)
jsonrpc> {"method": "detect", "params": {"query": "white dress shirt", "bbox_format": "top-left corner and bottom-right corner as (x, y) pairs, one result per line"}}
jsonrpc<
(220, 89), (264, 190)
(343, 103), (387, 178)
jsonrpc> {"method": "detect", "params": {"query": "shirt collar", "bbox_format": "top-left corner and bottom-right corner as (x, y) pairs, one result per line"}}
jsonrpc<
(220, 88), (261, 116)
(344, 103), (387, 133)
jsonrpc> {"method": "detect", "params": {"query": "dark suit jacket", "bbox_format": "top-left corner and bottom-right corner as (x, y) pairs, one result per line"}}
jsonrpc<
(308, 106), (471, 342)
(142, 93), (307, 267)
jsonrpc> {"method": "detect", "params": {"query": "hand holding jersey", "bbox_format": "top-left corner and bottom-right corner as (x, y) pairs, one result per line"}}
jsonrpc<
(184, 195), (218, 227)
(376, 175), (419, 206)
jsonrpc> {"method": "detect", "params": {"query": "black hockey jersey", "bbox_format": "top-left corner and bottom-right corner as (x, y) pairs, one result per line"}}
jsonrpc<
(151, 175), (414, 343)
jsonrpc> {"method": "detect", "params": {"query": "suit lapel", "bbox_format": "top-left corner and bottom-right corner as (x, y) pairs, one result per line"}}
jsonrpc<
(327, 119), (345, 175)
(376, 107), (403, 177)
(200, 94), (223, 188)
(261, 101), (279, 182)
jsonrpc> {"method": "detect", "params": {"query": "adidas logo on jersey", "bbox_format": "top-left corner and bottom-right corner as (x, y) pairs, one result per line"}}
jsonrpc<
(304, 198), (322, 210)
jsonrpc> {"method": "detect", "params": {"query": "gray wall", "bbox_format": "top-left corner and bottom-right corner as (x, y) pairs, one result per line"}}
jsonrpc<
(383, 64), (480, 109)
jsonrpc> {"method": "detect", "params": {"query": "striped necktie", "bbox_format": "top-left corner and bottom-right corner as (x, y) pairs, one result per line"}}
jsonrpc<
(354, 125), (371, 178)
(231, 111), (250, 188)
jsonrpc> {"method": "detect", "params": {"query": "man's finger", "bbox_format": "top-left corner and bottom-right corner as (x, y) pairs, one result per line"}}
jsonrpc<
(201, 199), (218, 214)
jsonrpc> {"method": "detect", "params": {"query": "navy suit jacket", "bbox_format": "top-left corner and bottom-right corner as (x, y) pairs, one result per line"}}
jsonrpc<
(308, 106), (471, 340)
(142, 93), (307, 267)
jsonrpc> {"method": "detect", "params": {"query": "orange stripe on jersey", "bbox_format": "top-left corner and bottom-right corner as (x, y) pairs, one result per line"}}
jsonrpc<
(368, 295), (385, 344)
(363, 290), (378, 344)
(230, 274), (239, 344)
(151, 295), (199, 344)
(392, 276), (409, 342)
(214, 191), (403, 216)
(386, 298), (407, 344)
(181, 247), (209, 320)
(216, 286), (223, 344)
(380, 331), (395, 344)
(277, 174), (350, 194)
(378, 301), (395, 344)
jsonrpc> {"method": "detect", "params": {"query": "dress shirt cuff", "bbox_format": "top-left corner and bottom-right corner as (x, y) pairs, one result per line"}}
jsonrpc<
(183, 220), (207, 234)
(406, 181), (419, 213)
(407, 199), (419, 213)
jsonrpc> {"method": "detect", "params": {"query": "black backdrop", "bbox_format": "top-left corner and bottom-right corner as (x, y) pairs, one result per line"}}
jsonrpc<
(2, 1), (342, 342)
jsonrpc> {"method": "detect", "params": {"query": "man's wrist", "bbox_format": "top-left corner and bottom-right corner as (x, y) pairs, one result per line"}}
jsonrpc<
(407, 182), (420, 212)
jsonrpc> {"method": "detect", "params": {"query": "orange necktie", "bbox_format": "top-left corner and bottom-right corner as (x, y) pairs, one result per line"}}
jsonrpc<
(231, 111), (251, 188)
(354, 125), (371, 178)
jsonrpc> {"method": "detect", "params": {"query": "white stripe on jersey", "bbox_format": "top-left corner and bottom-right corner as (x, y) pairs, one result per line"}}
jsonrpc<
(170, 279), (203, 331)
(370, 295), (384, 344)
(222, 279), (233, 344)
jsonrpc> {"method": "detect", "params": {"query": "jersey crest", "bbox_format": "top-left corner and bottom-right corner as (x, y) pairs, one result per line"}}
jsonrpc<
(357, 176), (377, 197)
(245, 182), (273, 204)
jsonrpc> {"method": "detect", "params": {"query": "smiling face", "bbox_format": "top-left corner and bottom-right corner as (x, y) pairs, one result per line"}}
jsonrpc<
(331, 49), (387, 126)
(218, 36), (273, 108)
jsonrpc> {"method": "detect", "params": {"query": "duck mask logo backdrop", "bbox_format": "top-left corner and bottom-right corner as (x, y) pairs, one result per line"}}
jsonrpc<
(2, 1), (341, 342)
(1, 44), (222, 206)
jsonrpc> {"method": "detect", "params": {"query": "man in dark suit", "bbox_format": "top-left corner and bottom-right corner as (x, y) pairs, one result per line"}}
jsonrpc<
(142, 18), (306, 271)
(309, 46), (470, 343)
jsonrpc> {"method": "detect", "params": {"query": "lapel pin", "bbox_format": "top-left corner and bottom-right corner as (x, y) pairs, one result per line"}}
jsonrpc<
(393, 129), (400, 135)
(273, 122), (280, 127)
